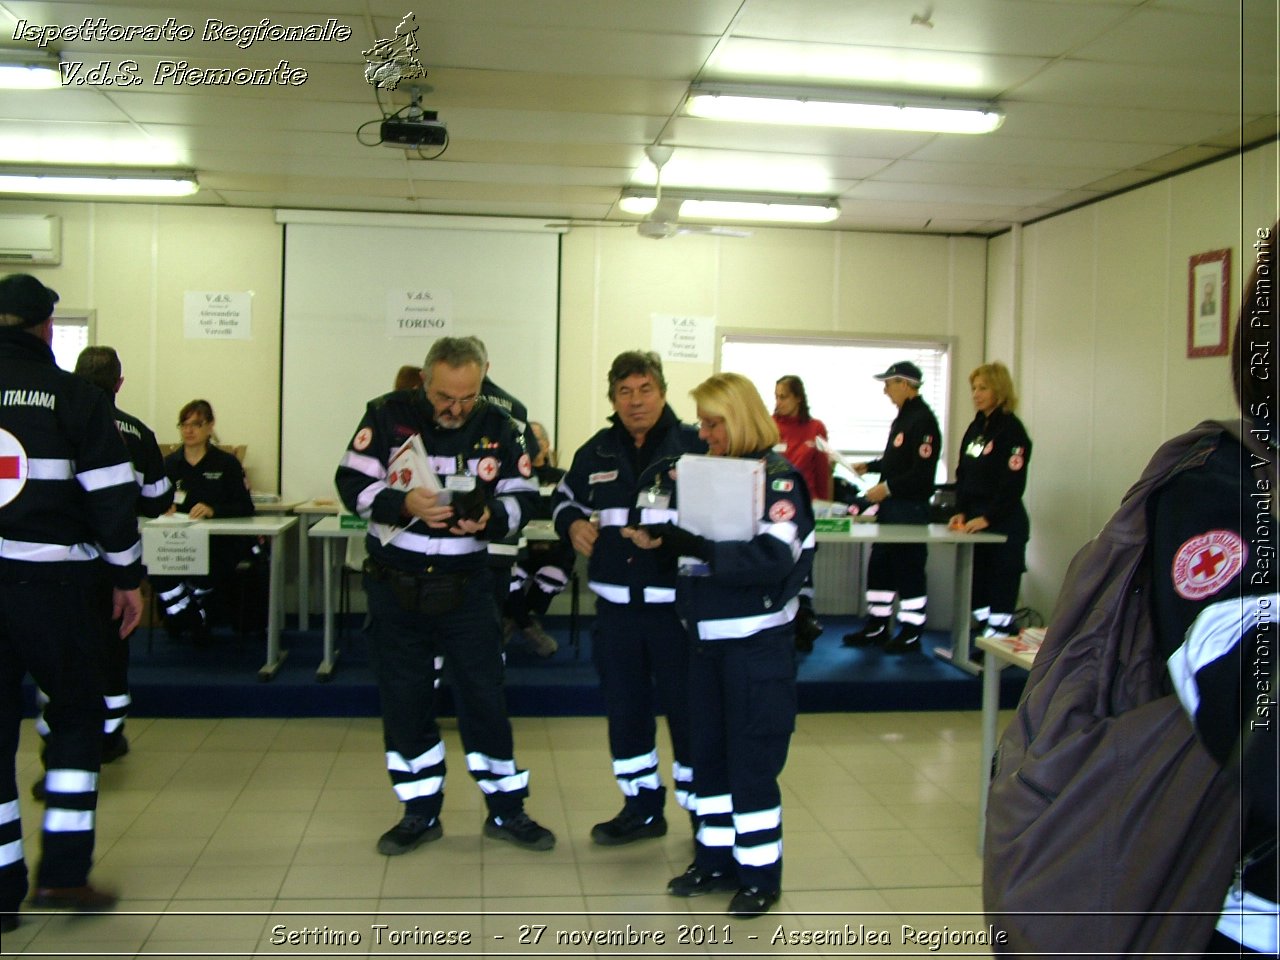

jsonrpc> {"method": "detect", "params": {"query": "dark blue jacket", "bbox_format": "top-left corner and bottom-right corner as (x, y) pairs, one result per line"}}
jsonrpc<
(0, 327), (142, 588)
(673, 450), (816, 640)
(955, 407), (1031, 538)
(335, 390), (538, 573)
(869, 394), (940, 502)
(552, 404), (704, 604)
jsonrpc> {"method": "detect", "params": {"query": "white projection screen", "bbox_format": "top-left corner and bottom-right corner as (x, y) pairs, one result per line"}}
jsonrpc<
(280, 216), (560, 502)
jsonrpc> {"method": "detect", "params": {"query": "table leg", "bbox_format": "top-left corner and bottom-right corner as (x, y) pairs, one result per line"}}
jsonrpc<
(297, 517), (310, 632)
(934, 542), (982, 674)
(978, 653), (1005, 853)
(316, 537), (340, 681)
(258, 531), (289, 681)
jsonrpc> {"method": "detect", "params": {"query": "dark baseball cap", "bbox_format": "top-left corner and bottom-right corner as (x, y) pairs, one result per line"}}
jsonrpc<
(0, 274), (59, 327)
(872, 360), (923, 384)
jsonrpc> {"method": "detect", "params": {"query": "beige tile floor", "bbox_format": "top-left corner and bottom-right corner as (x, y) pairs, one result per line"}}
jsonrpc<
(4, 710), (1010, 958)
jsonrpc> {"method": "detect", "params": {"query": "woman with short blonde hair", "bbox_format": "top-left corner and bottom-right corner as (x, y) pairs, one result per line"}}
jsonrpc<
(689, 373), (780, 456)
(623, 371), (811, 918)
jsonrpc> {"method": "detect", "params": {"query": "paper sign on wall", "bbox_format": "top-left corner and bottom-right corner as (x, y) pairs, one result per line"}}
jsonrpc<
(184, 292), (252, 340)
(388, 289), (453, 336)
(651, 313), (713, 363)
(142, 522), (210, 576)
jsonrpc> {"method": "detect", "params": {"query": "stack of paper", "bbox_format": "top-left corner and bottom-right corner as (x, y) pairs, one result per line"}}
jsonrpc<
(378, 434), (443, 546)
(675, 454), (764, 541)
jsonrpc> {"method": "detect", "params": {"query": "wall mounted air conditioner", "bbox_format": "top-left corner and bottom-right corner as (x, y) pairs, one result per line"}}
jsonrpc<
(0, 214), (61, 264)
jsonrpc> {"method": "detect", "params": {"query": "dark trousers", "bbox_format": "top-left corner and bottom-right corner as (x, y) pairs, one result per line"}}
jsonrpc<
(100, 609), (130, 748)
(971, 537), (1027, 625)
(592, 600), (693, 816)
(866, 499), (929, 623)
(688, 625), (796, 894)
(0, 575), (106, 911)
(151, 537), (252, 630)
(365, 566), (527, 821)
(36, 578), (126, 748)
(506, 539), (574, 627)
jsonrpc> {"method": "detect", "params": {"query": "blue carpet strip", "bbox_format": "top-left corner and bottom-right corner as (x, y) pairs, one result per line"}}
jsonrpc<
(22, 615), (1028, 718)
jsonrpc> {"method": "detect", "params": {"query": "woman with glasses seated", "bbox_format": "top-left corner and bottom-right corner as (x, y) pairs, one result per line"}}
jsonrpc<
(154, 399), (255, 640)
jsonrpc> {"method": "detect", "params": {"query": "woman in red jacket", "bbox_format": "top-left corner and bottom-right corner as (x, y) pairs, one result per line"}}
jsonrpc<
(773, 375), (830, 650)
(773, 375), (831, 501)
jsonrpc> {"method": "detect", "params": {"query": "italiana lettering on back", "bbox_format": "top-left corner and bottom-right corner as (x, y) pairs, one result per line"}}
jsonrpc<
(2, 389), (56, 409)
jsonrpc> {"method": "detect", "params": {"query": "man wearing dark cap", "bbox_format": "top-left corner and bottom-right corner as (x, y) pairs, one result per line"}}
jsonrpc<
(846, 361), (941, 653)
(0, 274), (144, 930)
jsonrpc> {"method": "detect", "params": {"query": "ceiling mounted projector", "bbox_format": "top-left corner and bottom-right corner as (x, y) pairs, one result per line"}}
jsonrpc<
(381, 111), (448, 148)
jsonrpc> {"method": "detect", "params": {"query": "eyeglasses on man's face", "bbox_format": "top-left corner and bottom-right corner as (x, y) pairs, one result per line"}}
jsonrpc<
(427, 390), (480, 412)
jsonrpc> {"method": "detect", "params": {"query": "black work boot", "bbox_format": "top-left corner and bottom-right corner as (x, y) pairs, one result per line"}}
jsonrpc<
(883, 624), (923, 653)
(842, 617), (889, 647)
(590, 807), (667, 845)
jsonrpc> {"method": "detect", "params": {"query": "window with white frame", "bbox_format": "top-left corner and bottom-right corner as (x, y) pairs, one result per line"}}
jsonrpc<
(50, 311), (92, 372)
(718, 332), (951, 483)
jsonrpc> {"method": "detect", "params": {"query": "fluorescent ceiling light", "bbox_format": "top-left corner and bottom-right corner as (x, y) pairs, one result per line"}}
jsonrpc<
(0, 166), (199, 198)
(687, 82), (1003, 134)
(620, 189), (839, 224)
(0, 132), (184, 167)
(0, 49), (61, 89)
(709, 39), (985, 91)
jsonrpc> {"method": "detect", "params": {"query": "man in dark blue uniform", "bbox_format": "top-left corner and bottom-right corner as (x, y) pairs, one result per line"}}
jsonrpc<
(552, 351), (705, 844)
(846, 361), (941, 653)
(0, 275), (143, 932)
(335, 336), (554, 856)
(72, 346), (173, 759)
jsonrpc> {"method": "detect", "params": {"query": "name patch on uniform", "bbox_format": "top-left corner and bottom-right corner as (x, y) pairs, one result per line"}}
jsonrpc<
(588, 470), (618, 485)
(1172, 530), (1245, 600)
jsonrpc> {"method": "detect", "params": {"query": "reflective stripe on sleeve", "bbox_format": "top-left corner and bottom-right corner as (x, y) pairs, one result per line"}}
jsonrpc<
(77, 461), (136, 491)
(26, 458), (73, 480)
(0, 538), (100, 562)
(1168, 594), (1278, 719)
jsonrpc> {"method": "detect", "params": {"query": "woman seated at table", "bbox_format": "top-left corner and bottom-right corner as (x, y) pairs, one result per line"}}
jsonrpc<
(623, 372), (815, 919)
(154, 399), (256, 639)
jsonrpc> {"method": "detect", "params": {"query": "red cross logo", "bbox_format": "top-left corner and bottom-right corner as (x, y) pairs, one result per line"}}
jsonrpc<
(1172, 530), (1245, 600)
(0, 428), (29, 508)
(1191, 548), (1225, 580)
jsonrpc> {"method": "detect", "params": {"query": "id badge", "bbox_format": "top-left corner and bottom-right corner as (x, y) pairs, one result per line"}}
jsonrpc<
(173, 488), (187, 506)
(637, 490), (670, 510)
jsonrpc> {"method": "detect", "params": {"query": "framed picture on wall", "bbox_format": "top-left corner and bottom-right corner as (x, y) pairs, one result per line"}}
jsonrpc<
(1187, 248), (1231, 358)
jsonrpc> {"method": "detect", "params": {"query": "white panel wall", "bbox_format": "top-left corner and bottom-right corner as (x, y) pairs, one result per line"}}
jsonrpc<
(1010, 141), (1277, 618)
(0, 198), (282, 492)
(557, 225), (989, 468)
